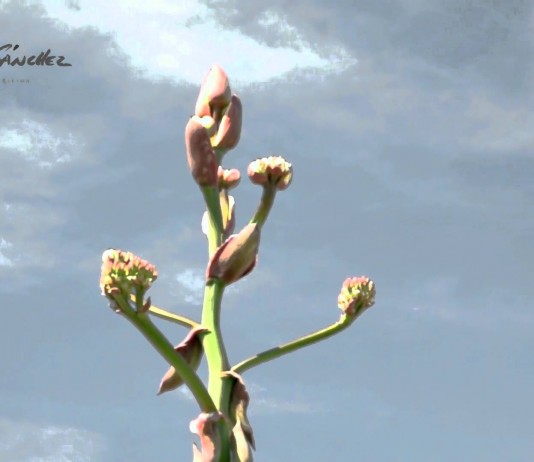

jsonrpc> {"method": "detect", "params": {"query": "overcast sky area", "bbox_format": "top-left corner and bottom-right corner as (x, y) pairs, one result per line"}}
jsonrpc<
(0, 0), (533, 461)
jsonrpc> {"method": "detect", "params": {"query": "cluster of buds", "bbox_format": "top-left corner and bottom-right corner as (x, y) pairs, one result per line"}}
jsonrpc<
(185, 65), (243, 187)
(337, 276), (376, 317)
(99, 249), (157, 312)
(248, 155), (293, 191)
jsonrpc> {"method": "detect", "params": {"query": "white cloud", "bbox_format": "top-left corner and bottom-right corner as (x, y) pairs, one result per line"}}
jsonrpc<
(175, 268), (206, 305)
(0, 237), (13, 267)
(0, 417), (105, 462)
(174, 268), (240, 305)
(37, 0), (356, 85)
(0, 119), (80, 168)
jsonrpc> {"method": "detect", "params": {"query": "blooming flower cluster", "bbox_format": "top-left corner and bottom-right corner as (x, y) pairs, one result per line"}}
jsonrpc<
(99, 249), (157, 303)
(247, 155), (293, 191)
(337, 276), (376, 316)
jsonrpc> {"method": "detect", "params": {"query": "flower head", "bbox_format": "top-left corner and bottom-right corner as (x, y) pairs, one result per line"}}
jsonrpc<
(337, 276), (376, 317)
(100, 249), (157, 309)
(248, 155), (293, 191)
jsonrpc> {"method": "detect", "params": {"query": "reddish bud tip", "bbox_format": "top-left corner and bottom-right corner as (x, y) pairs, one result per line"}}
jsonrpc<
(195, 64), (232, 119)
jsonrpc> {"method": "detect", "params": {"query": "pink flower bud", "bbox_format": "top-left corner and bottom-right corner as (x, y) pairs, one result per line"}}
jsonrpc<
(190, 412), (224, 462)
(195, 64), (232, 119)
(213, 94), (242, 150)
(217, 166), (241, 190)
(206, 223), (260, 285)
(337, 276), (376, 317)
(185, 117), (218, 187)
(99, 249), (157, 309)
(247, 156), (293, 191)
(157, 327), (207, 395)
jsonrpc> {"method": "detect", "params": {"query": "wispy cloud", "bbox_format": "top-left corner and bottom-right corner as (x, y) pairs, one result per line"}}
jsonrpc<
(0, 119), (80, 168)
(0, 237), (14, 267)
(0, 417), (105, 462)
(36, 0), (355, 85)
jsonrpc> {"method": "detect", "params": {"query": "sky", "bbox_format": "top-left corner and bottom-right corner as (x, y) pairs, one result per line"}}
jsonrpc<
(0, 0), (533, 461)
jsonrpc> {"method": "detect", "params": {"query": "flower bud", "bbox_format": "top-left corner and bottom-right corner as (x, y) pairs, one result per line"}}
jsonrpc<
(157, 327), (207, 395)
(195, 64), (232, 120)
(217, 166), (241, 190)
(185, 117), (218, 186)
(190, 412), (224, 462)
(99, 249), (157, 310)
(337, 276), (376, 317)
(247, 156), (293, 191)
(213, 94), (242, 150)
(206, 223), (260, 285)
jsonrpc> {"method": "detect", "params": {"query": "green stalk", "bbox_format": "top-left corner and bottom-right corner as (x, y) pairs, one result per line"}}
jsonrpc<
(114, 294), (216, 413)
(232, 314), (354, 375)
(201, 185), (224, 255)
(129, 294), (200, 329)
(250, 184), (276, 228)
(200, 279), (229, 405)
(200, 279), (232, 461)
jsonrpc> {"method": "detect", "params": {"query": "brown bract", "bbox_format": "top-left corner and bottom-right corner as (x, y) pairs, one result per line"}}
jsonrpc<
(206, 223), (260, 285)
(157, 327), (208, 395)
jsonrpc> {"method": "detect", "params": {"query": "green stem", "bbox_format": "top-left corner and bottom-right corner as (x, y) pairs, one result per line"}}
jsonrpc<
(250, 184), (276, 228)
(200, 279), (230, 407)
(201, 185), (224, 254)
(129, 294), (200, 329)
(214, 147), (227, 165)
(232, 314), (354, 375)
(114, 294), (216, 412)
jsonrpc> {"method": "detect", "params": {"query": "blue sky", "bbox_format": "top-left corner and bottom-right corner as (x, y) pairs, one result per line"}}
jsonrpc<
(0, 0), (533, 461)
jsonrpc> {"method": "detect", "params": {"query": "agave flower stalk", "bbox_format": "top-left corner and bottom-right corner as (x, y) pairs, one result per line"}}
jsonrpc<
(98, 64), (377, 462)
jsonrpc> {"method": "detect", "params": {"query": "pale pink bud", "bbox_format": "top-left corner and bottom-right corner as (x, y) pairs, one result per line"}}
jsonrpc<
(206, 223), (260, 285)
(247, 156), (293, 191)
(185, 117), (218, 187)
(190, 412), (224, 462)
(337, 276), (376, 317)
(157, 327), (207, 395)
(213, 94), (242, 150)
(217, 166), (241, 190)
(195, 64), (232, 119)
